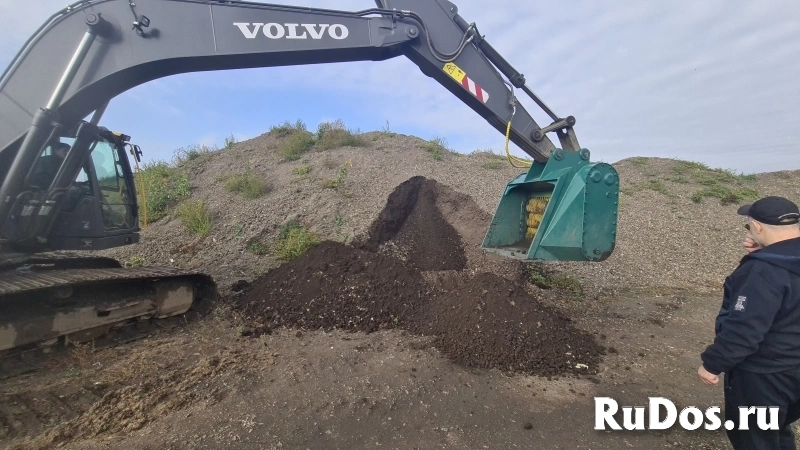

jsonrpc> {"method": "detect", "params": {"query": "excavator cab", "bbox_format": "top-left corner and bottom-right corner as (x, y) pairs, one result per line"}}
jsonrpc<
(2, 122), (140, 253)
(481, 148), (619, 262)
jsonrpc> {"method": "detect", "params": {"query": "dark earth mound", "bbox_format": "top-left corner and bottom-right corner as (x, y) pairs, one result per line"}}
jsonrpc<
(407, 272), (604, 376)
(357, 176), (466, 271)
(234, 240), (431, 334)
(232, 177), (604, 377)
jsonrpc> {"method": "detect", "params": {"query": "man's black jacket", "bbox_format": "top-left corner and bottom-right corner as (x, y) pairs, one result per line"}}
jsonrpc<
(701, 236), (800, 375)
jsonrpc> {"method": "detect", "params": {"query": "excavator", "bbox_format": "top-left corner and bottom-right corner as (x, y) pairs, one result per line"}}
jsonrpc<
(0, 0), (619, 354)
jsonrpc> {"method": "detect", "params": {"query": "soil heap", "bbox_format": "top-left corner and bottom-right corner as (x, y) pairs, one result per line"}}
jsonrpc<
(232, 177), (605, 377)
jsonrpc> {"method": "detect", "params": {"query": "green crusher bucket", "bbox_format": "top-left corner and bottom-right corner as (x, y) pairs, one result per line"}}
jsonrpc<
(481, 148), (619, 262)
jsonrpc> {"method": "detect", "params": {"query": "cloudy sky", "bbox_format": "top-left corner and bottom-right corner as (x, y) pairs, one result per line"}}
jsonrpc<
(2, 0), (799, 174)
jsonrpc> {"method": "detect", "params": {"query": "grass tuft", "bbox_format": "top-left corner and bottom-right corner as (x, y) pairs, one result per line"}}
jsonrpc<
(172, 144), (215, 166)
(315, 119), (367, 150)
(420, 137), (452, 161)
(176, 200), (212, 236)
(246, 238), (269, 256)
(273, 221), (321, 260)
(221, 168), (270, 199)
(529, 264), (582, 299)
(280, 130), (315, 161)
(292, 164), (313, 176)
(322, 159), (352, 194)
(134, 161), (191, 225)
(691, 186), (760, 205)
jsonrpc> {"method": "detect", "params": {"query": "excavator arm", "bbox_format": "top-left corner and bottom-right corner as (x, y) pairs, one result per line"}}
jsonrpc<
(0, 0), (618, 262)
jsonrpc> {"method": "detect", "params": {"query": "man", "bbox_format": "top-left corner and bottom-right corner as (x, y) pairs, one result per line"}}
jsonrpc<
(30, 142), (70, 189)
(698, 195), (800, 449)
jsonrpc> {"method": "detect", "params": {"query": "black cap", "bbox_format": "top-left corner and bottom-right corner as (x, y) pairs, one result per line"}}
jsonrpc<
(738, 196), (800, 225)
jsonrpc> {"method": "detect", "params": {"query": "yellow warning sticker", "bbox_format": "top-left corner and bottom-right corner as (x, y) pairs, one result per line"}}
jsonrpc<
(442, 62), (466, 83)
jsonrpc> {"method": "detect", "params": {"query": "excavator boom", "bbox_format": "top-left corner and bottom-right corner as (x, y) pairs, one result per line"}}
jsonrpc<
(0, 0), (560, 173)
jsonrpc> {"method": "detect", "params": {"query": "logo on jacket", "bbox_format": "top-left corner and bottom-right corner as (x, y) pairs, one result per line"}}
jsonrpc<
(734, 296), (746, 311)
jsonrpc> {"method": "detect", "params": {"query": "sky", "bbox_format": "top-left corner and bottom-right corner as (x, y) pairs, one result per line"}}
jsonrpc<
(2, 0), (799, 174)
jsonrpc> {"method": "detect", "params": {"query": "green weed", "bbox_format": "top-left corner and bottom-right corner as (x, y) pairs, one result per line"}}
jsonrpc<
(126, 256), (145, 267)
(381, 120), (397, 137)
(172, 144), (214, 166)
(269, 119), (307, 138)
(221, 168), (270, 199)
(246, 238), (269, 256)
(322, 159), (352, 194)
(224, 134), (237, 150)
(691, 186), (760, 206)
(421, 137), (451, 161)
(645, 179), (672, 196)
(471, 149), (506, 160)
(315, 119), (367, 150)
(176, 200), (212, 236)
(134, 161), (191, 225)
(280, 130), (315, 161)
(273, 221), (321, 261)
(292, 164), (313, 175)
(529, 265), (582, 298)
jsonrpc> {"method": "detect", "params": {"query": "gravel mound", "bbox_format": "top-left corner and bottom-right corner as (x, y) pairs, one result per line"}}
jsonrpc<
(98, 126), (800, 298)
(232, 177), (604, 377)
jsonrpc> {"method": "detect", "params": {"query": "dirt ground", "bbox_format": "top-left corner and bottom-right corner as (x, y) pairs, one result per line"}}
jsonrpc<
(1, 284), (738, 449)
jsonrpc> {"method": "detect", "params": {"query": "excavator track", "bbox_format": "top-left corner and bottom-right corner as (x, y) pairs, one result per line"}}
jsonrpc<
(0, 253), (218, 378)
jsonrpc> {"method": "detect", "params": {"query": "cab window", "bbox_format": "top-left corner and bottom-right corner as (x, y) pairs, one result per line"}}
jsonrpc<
(90, 141), (135, 230)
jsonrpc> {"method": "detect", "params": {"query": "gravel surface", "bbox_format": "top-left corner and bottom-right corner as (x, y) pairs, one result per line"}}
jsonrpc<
(99, 130), (800, 297)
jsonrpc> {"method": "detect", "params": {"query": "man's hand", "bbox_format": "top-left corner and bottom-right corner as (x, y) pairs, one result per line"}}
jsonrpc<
(698, 365), (719, 385)
(744, 235), (761, 253)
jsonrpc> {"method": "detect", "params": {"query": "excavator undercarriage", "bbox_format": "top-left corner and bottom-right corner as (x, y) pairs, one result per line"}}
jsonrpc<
(0, 252), (217, 353)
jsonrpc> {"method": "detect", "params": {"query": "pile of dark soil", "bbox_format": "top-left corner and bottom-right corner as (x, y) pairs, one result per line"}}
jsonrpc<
(358, 176), (466, 271)
(234, 241), (431, 334)
(407, 272), (603, 376)
(232, 177), (604, 377)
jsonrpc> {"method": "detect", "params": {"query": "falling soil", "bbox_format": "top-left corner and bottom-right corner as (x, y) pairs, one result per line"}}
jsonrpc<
(232, 176), (604, 377)
(357, 176), (467, 271)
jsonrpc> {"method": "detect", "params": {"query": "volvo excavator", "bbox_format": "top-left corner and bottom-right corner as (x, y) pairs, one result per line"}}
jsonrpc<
(0, 0), (619, 355)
